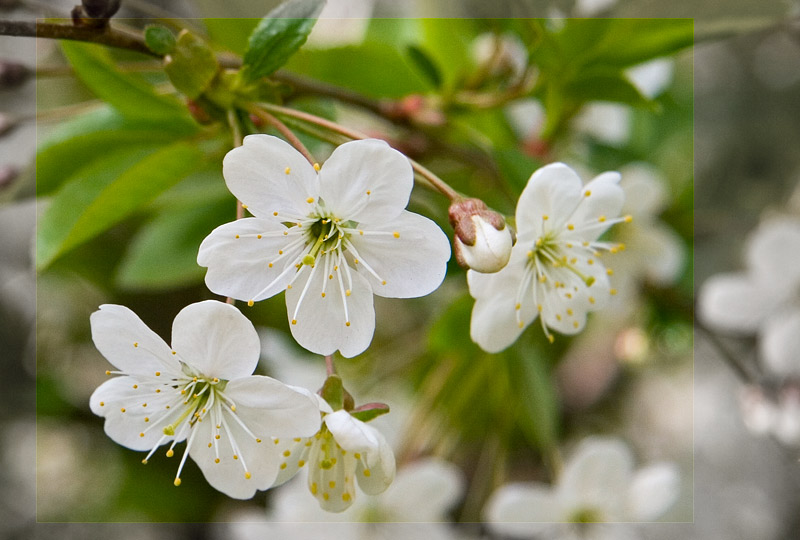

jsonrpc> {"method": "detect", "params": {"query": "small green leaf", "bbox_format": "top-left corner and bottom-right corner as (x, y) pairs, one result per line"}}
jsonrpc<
(350, 403), (390, 423)
(319, 374), (344, 411)
(406, 44), (442, 89)
(164, 30), (219, 99)
(37, 142), (205, 270)
(59, 41), (194, 128)
(419, 19), (477, 94)
(241, 0), (326, 82)
(564, 71), (655, 110)
(144, 24), (176, 55)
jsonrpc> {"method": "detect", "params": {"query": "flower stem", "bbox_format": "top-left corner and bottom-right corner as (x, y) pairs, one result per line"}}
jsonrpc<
(245, 104), (317, 166)
(225, 108), (244, 306)
(324, 355), (336, 377)
(253, 102), (462, 202)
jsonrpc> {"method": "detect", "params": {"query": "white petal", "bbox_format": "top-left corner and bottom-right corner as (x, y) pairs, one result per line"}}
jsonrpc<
(383, 458), (465, 521)
(568, 172), (625, 241)
(286, 262), (375, 358)
(760, 310), (800, 378)
(272, 438), (312, 487)
(626, 58), (674, 99)
(697, 273), (782, 333)
(468, 261), (529, 353)
(516, 163), (583, 236)
(198, 218), (300, 302)
(619, 163), (668, 218)
(484, 483), (562, 537)
(90, 376), (174, 451)
(189, 411), (278, 499)
(626, 463), (680, 521)
(224, 376), (322, 438)
(171, 301), (260, 380)
(223, 134), (319, 218)
(317, 139), (413, 224)
(558, 438), (634, 521)
(348, 210), (451, 298)
(632, 223), (685, 285)
(355, 424), (395, 495)
(307, 434), (358, 512)
(745, 217), (800, 285)
(324, 410), (379, 452)
(90, 304), (178, 377)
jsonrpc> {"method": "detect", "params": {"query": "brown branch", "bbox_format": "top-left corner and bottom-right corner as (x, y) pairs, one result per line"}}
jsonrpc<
(0, 19), (158, 57)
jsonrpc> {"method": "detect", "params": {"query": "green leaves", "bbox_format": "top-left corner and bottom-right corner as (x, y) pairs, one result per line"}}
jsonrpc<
(59, 41), (195, 129)
(37, 142), (205, 270)
(241, 0), (325, 83)
(144, 25), (176, 55)
(164, 30), (220, 99)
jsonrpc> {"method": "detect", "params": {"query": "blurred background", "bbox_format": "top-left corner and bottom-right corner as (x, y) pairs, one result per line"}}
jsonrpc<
(1, 0), (799, 539)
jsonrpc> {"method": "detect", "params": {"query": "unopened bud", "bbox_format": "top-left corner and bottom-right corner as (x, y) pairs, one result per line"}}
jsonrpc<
(81, 0), (121, 18)
(0, 61), (30, 89)
(449, 198), (513, 273)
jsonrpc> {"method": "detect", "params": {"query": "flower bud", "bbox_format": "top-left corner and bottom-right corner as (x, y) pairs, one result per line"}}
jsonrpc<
(449, 198), (513, 273)
(0, 61), (30, 89)
(81, 0), (121, 18)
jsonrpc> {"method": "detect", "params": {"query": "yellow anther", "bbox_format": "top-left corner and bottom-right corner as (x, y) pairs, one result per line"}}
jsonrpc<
(233, 455), (239, 460)
(567, 309), (573, 316)
(235, 235), (240, 239)
(174, 478), (181, 487)
(345, 289), (351, 296)
(542, 215), (549, 220)
(141, 459), (148, 464)
(321, 292), (326, 298)
(133, 384), (138, 389)
(283, 450), (291, 457)
(354, 259), (359, 264)
(166, 449), (174, 458)
(285, 167), (291, 174)
(598, 215), (606, 222)
(257, 234), (262, 239)
(556, 314), (562, 321)
(363, 469), (371, 477)
(306, 197), (315, 204)
(381, 280), (387, 285)
(171, 351), (176, 355)
(313, 163), (321, 171)
(241, 204), (248, 210)
(231, 405), (236, 412)
(279, 250), (283, 255)
(547, 334), (555, 344)
(215, 458), (220, 463)
(346, 321), (351, 327)
(366, 190), (371, 195)
(329, 481), (336, 489)
(269, 263), (273, 268)
(274, 211), (279, 216)
(274, 439), (280, 444)
(155, 389), (161, 393)
(292, 319), (297, 325)
(587, 259), (594, 265)
(518, 321), (524, 328)
(589, 296), (596, 304)
(624, 215), (633, 223)
(323, 493), (330, 501)
(393, 232), (400, 238)
(342, 493), (351, 502)
(208, 443), (212, 448)
(133, 342), (138, 348)
(99, 402), (104, 407)
(539, 275), (547, 283)
(584, 190), (591, 197)
(142, 403), (147, 407)
(139, 432), (144, 437)
(256, 438), (262, 443)
(245, 472), (252, 479)
(105, 370), (111, 375)
(573, 320), (579, 328)
(515, 303), (521, 310)
(567, 224), (575, 231)
(280, 463), (287, 470)
(359, 230), (364, 235)
(120, 408), (126, 413)
(610, 288), (618, 295)
(216, 434), (221, 439)
(329, 274), (333, 280)
(565, 293), (573, 299)
(606, 268), (613, 275)
(618, 243), (626, 251)
(537, 304), (543, 312)
(311, 482), (318, 495)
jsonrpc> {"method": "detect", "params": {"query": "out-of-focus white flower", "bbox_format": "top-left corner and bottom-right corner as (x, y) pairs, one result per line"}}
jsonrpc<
(484, 437), (680, 540)
(226, 458), (464, 540)
(626, 58), (675, 99)
(449, 198), (513, 273)
(89, 300), (321, 498)
(574, 0), (618, 17)
(739, 383), (800, 446)
(471, 32), (528, 80)
(698, 217), (800, 378)
(272, 401), (396, 512)
(468, 163), (628, 351)
(574, 103), (632, 147)
(198, 135), (450, 358)
(305, 0), (374, 48)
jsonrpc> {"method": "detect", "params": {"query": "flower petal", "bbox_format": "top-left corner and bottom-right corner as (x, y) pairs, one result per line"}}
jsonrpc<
(198, 218), (301, 302)
(189, 410), (278, 499)
(171, 301), (261, 380)
(760, 310), (800, 378)
(745, 217), (800, 285)
(484, 483), (561, 537)
(697, 273), (782, 333)
(90, 304), (178, 377)
(90, 376), (175, 451)
(383, 458), (465, 522)
(355, 424), (395, 495)
(557, 437), (634, 521)
(626, 463), (681, 521)
(317, 139), (413, 224)
(272, 438), (312, 487)
(516, 162), (583, 237)
(619, 163), (668, 218)
(631, 222), (685, 285)
(324, 410), (379, 451)
(568, 171), (625, 241)
(347, 210), (451, 298)
(285, 262), (375, 358)
(307, 436), (358, 512)
(224, 375), (322, 438)
(468, 260), (529, 353)
(223, 134), (319, 218)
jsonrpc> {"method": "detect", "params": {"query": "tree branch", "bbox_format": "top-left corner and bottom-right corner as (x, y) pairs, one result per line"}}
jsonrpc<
(0, 19), (158, 58)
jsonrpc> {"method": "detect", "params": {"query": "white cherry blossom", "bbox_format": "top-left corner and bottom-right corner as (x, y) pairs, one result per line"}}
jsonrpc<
(198, 135), (450, 358)
(271, 400), (395, 512)
(89, 300), (320, 499)
(484, 437), (680, 540)
(468, 162), (628, 352)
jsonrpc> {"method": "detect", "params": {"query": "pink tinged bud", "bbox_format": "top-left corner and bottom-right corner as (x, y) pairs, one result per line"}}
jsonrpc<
(449, 198), (513, 273)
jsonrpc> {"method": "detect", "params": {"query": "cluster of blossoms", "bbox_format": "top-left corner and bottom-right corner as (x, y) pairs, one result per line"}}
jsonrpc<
(89, 134), (639, 513)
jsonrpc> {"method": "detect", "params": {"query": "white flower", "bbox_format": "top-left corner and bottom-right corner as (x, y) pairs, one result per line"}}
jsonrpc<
(484, 437), (680, 540)
(449, 198), (513, 273)
(89, 300), (321, 499)
(698, 217), (800, 378)
(270, 400), (396, 512)
(198, 135), (450, 358)
(468, 163), (628, 352)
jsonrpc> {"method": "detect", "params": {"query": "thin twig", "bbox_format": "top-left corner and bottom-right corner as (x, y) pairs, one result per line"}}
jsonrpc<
(246, 104), (317, 166)
(324, 355), (336, 377)
(0, 19), (158, 57)
(225, 109), (244, 306)
(254, 102), (462, 201)
(695, 321), (760, 384)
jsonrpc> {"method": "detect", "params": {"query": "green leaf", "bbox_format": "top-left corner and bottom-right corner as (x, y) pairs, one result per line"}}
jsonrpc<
(116, 198), (230, 291)
(241, 0), (325, 82)
(164, 30), (220, 99)
(285, 44), (434, 98)
(350, 403), (390, 423)
(320, 374), (344, 411)
(590, 19), (694, 68)
(493, 147), (542, 196)
(36, 107), (193, 196)
(204, 18), (260, 55)
(59, 41), (195, 128)
(406, 44), (443, 89)
(144, 24), (176, 55)
(564, 71), (655, 110)
(509, 347), (559, 452)
(419, 19), (478, 94)
(37, 142), (205, 270)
